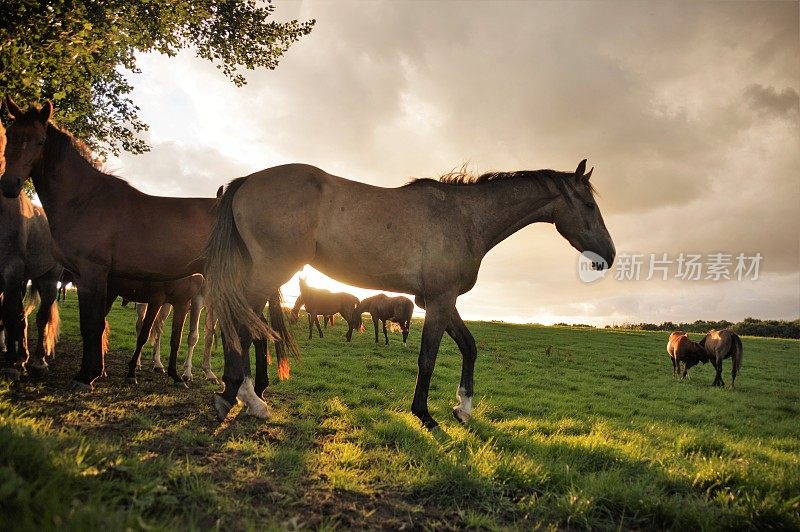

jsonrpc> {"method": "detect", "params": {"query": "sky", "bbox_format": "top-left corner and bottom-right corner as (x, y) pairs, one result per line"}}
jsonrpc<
(105, 0), (799, 326)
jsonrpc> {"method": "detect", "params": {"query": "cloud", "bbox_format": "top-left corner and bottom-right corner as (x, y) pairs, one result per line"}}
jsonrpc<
(744, 84), (800, 118)
(107, 1), (799, 324)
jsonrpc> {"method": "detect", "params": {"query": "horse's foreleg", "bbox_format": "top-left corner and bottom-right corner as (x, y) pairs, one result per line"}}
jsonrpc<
(307, 313), (314, 340)
(313, 314), (324, 338)
(28, 271), (60, 377)
(151, 304), (171, 373)
(382, 320), (389, 345)
(1, 270), (26, 381)
(73, 266), (110, 391)
(167, 300), (191, 386)
(402, 320), (410, 347)
(411, 297), (454, 430)
(181, 295), (203, 382)
(446, 310), (477, 424)
(373, 317), (380, 344)
(127, 303), (160, 383)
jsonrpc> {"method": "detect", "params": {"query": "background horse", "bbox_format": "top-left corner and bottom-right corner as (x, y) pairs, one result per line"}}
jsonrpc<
(354, 294), (414, 346)
(666, 331), (709, 379)
(0, 98), (295, 399)
(58, 269), (75, 301)
(700, 329), (743, 388)
(289, 278), (360, 340)
(206, 160), (615, 428)
(0, 192), (62, 380)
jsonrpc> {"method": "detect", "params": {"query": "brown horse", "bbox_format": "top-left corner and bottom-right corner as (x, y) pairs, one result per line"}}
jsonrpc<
(700, 329), (743, 388)
(666, 331), (709, 379)
(112, 274), (204, 385)
(354, 293), (414, 346)
(289, 278), (360, 340)
(133, 284), (220, 384)
(57, 269), (75, 301)
(0, 187), (62, 380)
(206, 160), (615, 428)
(0, 99), (295, 404)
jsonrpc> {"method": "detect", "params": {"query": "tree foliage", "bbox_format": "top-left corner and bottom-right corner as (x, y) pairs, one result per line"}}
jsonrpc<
(0, 0), (314, 157)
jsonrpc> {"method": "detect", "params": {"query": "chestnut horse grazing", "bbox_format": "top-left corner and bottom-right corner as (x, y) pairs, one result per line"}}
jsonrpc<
(354, 294), (414, 346)
(0, 98), (295, 398)
(666, 331), (709, 379)
(700, 329), (743, 388)
(289, 278), (360, 340)
(206, 160), (615, 428)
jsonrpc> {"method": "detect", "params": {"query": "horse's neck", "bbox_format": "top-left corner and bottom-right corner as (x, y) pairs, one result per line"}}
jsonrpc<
(456, 179), (558, 254)
(32, 127), (115, 224)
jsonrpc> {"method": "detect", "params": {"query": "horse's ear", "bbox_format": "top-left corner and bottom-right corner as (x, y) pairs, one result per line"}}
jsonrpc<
(38, 101), (53, 123)
(4, 95), (23, 119)
(216, 185), (224, 198)
(584, 167), (594, 180)
(575, 159), (587, 177)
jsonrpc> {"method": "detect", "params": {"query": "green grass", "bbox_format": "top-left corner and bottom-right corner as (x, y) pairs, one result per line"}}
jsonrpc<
(1, 295), (798, 530)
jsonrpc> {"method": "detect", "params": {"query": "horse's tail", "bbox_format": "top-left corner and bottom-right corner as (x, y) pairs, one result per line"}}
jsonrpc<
(43, 299), (60, 357)
(731, 333), (743, 375)
(205, 177), (278, 353)
(102, 319), (110, 355)
(268, 292), (299, 381)
(23, 284), (39, 317)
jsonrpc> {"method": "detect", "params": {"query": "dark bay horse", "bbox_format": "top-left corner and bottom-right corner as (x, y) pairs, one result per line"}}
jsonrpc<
(289, 278), (360, 340)
(0, 190), (62, 380)
(206, 160), (615, 428)
(666, 331), (709, 379)
(354, 294), (414, 346)
(700, 329), (743, 388)
(0, 98), (295, 406)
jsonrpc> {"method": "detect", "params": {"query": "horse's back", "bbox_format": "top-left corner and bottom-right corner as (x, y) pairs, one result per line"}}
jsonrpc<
(667, 331), (686, 357)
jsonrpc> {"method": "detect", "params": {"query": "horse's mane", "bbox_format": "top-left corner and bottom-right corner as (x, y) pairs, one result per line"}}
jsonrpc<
(405, 166), (597, 197)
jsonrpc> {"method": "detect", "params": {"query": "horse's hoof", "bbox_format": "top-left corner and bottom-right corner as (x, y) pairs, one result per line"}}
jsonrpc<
(182, 373), (193, 382)
(127, 377), (138, 385)
(2, 367), (21, 382)
(213, 395), (234, 421)
(68, 380), (93, 393)
(153, 367), (165, 374)
(243, 400), (271, 419)
(452, 407), (471, 424)
(208, 376), (221, 385)
(173, 380), (189, 389)
(27, 364), (49, 379)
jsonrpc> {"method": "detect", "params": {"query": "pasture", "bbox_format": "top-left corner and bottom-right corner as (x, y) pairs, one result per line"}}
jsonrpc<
(1, 297), (798, 530)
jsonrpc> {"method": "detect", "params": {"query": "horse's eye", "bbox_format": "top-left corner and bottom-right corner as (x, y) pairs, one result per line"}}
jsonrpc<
(585, 202), (595, 211)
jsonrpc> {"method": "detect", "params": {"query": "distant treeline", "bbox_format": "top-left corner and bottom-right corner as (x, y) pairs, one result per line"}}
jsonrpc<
(603, 317), (800, 339)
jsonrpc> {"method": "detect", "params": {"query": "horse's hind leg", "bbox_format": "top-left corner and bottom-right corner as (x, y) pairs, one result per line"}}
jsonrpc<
(382, 319), (389, 345)
(181, 294), (203, 382)
(200, 307), (220, 383)
(411, 295), (456, 430)
(712, 357), (724, 387)
(446, 309), (477, 424)
(151, 304), (171, 373)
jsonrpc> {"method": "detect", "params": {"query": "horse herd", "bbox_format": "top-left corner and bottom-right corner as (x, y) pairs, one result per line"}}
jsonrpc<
(0, 96), (739, 431)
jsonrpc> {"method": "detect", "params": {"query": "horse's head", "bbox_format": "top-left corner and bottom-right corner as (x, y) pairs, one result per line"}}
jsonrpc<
(289, 307), (300, 324)
(1, 96), (52, 198)
(552, 160), (616, 270)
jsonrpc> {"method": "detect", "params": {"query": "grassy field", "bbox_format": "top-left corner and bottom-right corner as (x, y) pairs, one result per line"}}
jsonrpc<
(1, 295), (798, 530)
